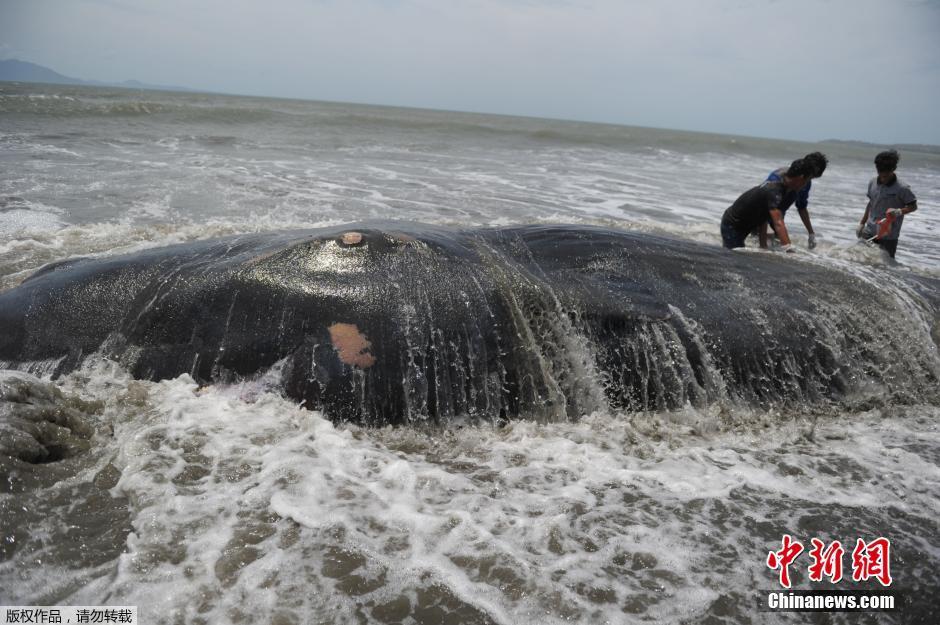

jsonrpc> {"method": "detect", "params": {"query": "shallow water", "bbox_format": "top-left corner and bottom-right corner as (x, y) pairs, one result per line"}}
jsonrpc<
(1, 83), (939, 624)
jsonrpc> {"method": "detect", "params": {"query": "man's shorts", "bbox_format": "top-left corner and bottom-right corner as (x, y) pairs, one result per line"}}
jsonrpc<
(861, 223), (900, 258)
(873, 238), (899, 258)
(720, 220), (747, 249)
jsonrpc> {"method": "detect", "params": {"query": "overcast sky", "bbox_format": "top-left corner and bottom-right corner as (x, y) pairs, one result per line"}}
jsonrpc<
(1, 0), (938, 144)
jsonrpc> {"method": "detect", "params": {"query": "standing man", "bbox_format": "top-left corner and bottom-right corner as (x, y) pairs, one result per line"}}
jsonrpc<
(856, 150), (918, 259)
(721, 159), (814, 251)
(765, 151), (828, 249)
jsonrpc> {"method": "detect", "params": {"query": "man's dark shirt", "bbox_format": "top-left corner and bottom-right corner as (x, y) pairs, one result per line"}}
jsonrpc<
(721, 181), (785, 233)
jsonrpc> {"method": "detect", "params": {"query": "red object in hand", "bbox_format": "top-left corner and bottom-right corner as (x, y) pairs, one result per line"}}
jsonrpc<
(874, 211), (897, 240)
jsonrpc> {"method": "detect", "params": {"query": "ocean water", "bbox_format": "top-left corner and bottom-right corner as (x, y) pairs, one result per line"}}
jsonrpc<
(1, 82), (939, 624)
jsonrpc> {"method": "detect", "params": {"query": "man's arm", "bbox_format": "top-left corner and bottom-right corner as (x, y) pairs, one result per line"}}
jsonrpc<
(858, 199), (872, 237)
(769, 208), (792, 248)
(798, 207), (817, 249)
(758, 221), (769, 249)
(797, 207), (814, 235)
(888, 201), (918, 219)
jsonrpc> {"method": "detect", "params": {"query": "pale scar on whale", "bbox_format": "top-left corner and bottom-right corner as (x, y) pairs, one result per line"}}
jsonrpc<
(339, 231), (363, 246)
(328, 322), (376, 368)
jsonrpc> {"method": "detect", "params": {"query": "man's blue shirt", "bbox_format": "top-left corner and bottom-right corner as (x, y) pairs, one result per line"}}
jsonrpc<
(766, 168), (810, 212)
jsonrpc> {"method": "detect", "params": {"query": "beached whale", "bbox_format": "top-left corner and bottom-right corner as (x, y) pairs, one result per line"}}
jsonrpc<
(1, 223), (938, 424)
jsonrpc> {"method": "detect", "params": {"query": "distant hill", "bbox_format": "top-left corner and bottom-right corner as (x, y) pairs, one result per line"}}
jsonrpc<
(0, 59), (194, 93)
(0, 59), (84, 85)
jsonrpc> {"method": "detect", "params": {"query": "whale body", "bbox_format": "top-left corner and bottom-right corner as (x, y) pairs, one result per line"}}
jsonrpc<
(1, 223), (938, 424)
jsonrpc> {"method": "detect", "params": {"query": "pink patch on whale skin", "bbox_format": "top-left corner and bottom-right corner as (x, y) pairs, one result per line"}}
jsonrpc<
(328, 323), (376, 368)
(340, 231), (363, 245)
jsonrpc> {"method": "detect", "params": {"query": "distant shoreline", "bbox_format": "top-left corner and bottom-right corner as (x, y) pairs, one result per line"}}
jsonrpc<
(3, 58), (938, 153)
(819, 139), (940, 156)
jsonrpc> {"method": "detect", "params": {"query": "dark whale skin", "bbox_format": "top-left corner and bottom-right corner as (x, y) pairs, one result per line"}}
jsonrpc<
(1, 222), (938, 424)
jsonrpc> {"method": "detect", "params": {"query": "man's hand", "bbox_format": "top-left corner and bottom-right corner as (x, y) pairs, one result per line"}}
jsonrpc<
(887, 208), (903, 218)
(780, 244), (796, 253)
(856, 223), (866, 238)
(807, 233), (817, 249)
